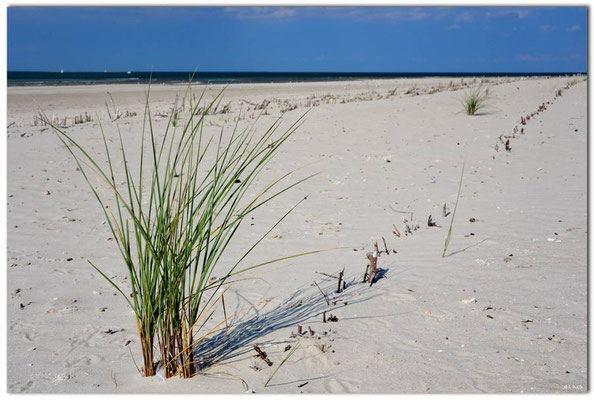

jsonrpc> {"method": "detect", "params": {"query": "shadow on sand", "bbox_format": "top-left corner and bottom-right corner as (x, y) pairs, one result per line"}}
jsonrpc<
(191, 273), (383, 371)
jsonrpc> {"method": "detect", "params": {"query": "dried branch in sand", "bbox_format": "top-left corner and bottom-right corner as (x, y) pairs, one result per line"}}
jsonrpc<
(382, 237), (390, 254)
(392, 224), (401, 237)
(215, 102), (232, 114)
(337, 269), (344, 294)
(254, 345), (273, 366)
(73, 112), (93, 125)
(254, 99), (271, 110)
(402, 217), (413, 235)
(364, 242), (379, 285)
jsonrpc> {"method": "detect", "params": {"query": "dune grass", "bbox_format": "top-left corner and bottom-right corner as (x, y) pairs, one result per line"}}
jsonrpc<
(567, 77), (580, 87)
(45, 82), (319, 378)
(442, 162), (465, 258)
(461, 86), (490, 115)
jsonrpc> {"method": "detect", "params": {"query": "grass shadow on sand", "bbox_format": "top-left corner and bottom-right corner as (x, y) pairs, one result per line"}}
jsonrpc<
(447, 237), (491, 257)
(191, 275), (381, 372)
(470, 110), (496, 116)
(265, 374), (330, 388)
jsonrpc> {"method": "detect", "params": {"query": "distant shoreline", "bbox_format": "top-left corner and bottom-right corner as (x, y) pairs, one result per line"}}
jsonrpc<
(7, 71), (585, 87)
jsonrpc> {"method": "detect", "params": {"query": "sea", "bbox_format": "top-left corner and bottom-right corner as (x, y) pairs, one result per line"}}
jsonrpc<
(7, 71), (585, 87)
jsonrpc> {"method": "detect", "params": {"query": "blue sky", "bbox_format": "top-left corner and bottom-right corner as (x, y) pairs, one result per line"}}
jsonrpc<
(7, 6), (588, 72)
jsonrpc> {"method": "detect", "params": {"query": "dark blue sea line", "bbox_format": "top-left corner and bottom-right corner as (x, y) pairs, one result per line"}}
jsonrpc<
(7, 71), (585, 87)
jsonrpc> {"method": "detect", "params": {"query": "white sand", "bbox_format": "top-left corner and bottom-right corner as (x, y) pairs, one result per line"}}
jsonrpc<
(7, 76), (587, 393)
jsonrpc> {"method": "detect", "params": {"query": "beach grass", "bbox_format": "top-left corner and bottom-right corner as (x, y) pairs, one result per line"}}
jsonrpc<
(462, 86), (490, 115)
(44, 81), (317, 378)
(442, 162), (465, 258)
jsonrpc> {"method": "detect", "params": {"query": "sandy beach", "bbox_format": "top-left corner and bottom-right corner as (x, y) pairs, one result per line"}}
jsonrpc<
(7, 75), (587, 393)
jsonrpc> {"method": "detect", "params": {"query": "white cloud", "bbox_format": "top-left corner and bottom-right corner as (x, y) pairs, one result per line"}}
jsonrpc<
(567, 25), (582, 31)
(324, 7), (430, 21)
(486, 8), (531, 19)
(223, 7), (297, 20)
(448, 24), (462, 30)
(223, 7), (435, 22)
(539, 24), (556, 32)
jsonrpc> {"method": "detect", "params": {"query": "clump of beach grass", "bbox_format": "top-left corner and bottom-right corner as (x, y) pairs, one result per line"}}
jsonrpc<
(45, 82), (319, 379)
(566, 75), (584, 88)
(461, 86), (490, 115)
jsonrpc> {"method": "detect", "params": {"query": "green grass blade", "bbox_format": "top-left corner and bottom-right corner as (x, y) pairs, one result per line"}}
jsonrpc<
(265, 341), (301, 387)
(442, 162), (465, 257)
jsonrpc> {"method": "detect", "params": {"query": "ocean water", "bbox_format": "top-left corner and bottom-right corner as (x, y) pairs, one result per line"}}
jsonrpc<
(7, 71), (584, 87)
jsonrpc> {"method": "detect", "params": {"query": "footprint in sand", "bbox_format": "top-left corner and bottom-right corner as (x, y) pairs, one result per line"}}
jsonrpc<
(46, 305), (78, 315)
(9, 380), (34, 393)
(64, 353), (104, 368)
(66, 326), (106, 355)
(46, 298), (79, 315)
(67, 337), (91, 353)
(23, 332), (38, 343)
(9, 321), (40, 343)
(102, 330), (132, 346)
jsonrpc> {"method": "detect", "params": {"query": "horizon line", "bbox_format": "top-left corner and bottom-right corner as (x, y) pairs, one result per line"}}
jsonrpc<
(8, 70), (588, 74)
